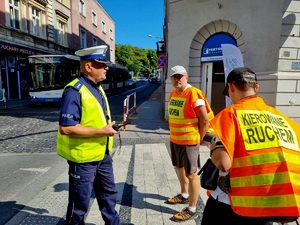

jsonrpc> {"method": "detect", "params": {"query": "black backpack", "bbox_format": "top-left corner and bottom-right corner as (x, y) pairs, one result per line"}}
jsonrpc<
(198, 158), (219, 190)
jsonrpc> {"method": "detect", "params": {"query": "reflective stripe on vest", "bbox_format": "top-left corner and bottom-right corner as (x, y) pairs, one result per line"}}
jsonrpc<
(210, 96), (300, 217)
(168, 86), (214, 145)
(57, 78), (113, 163)
(230, 149), (300, 216)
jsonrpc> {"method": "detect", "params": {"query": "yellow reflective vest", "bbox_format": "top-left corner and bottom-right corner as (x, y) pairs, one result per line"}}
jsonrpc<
(57, 78), (113, 163)
(210, 96), (300, 217)
(168, 86), (214, 145)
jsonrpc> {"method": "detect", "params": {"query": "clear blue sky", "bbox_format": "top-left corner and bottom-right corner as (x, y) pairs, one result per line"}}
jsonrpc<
(98, 0), (164, 50)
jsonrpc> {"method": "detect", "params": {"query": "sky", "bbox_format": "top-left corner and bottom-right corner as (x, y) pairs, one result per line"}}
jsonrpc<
(98, 0), (164, 50)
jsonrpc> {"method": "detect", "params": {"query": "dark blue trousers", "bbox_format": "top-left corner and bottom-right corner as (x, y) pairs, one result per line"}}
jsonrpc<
(65, 153), (120, 225)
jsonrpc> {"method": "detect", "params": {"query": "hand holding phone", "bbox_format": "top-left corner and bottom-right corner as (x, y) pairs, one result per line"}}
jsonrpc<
(112, 124), (125, 131)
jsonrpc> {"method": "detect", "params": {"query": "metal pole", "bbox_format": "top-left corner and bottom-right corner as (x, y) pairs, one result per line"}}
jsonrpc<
(134, 92), (137, 113)
(123, 98), (127, 129)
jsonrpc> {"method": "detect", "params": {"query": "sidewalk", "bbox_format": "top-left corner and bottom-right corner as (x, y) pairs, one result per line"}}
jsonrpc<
(86, 84), (298, 225)
(4, 85), (209, 225)
(4, 85), (299, 225)
(0, 99), (29, 110)
(84, 85), (211, 225)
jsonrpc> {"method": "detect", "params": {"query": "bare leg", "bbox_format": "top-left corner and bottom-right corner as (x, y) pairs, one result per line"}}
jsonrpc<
(177, 166), (189, 194)
(186, 171), (200, 208)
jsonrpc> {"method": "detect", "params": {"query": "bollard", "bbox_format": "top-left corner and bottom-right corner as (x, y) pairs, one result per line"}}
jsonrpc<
(133, 92), (137, 113)
(123, 98), (128, 129)
(3, 88), (6, 109)
(122, 92), (137, 129)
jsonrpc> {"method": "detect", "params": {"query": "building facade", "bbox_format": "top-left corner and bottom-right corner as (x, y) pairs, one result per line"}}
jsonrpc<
(70, 0), (115, 62)
(0, 0), (114, 100)
(163, 0), (300, 123)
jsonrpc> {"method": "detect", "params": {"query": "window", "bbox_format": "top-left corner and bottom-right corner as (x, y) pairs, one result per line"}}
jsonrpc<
(9, 0), (20, 29)
(32, 7), (41, 36)
(79, 0), (86, 16)
(92, 37), (98, 46)
(56, 10), (69, 46)
(58, 21), (67, 46)
(28, 1), (46, 38)
(80, 29), (87, 48)
(102, 21), (106, 34)
(92, 11), (97, 26)
(110, 28), (113, 40)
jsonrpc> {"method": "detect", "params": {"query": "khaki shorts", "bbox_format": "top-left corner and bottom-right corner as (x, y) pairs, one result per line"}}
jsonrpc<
(170, 142), (200, 174)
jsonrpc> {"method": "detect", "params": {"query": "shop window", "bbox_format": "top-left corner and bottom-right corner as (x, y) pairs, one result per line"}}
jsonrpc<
(0, 57), (6, 91)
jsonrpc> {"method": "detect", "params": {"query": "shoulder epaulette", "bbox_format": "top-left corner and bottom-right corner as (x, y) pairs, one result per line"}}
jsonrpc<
(73, 80), (83, 91)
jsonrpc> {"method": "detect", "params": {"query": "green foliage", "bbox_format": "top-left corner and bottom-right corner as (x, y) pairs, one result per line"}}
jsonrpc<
(115, 44), (158, 77)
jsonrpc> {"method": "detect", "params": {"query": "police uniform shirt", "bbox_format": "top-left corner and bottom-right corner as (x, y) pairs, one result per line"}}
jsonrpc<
(59, 75), (108, 126)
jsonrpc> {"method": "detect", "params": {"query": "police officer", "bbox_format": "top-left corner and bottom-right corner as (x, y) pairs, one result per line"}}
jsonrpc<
(201, 67), (300, 225)
(57, 45), (120, 225)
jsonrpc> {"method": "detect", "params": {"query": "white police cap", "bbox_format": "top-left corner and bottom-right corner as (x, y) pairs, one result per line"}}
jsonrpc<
(75, 45), (111, 64)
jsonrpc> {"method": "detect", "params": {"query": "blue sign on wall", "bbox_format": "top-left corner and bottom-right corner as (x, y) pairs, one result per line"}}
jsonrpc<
(201, 33), (237, 62)
(0, 41), (46, 55)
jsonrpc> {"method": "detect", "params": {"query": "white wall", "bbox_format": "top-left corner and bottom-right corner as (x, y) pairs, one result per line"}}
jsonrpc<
(164, 0), (300, 123)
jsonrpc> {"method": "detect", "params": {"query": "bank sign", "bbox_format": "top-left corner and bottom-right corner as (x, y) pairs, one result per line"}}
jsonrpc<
(0, 41), (46, 55)
(201, 33), (237, 62)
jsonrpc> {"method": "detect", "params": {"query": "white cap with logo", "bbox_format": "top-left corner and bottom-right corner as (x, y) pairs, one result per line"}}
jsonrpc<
(171, 65), (187, 76)
(75, 45), (111, 64)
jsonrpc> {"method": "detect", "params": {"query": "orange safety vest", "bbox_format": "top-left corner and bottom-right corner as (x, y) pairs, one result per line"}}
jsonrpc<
(210, 95), (300, 217)
(168, 86), (214, 145)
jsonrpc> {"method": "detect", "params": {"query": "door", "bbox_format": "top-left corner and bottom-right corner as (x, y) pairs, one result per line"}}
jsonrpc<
(7, 55), (19, 99)
(202, 62), (225, 115)
(211, 62), (225, 115)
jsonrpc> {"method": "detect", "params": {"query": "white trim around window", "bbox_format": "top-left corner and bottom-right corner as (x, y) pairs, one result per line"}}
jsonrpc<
(92, 11), (97, 26)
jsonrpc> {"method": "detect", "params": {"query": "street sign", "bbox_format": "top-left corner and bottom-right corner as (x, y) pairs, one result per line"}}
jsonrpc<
(157, 54), (167, 68)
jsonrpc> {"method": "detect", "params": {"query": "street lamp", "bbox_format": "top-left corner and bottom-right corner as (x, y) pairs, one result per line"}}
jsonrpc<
(148, 34), (162, 40)
(148, 34), (165, 54)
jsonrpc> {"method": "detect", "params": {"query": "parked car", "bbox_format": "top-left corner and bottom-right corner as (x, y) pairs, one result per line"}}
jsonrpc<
(148, 74), (158, 83)
(128, 78), (136, 88)
(138, 77), (148, 82)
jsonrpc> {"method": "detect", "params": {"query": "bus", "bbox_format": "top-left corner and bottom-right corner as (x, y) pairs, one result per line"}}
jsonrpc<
(26, 55), (130, 103)
(27, 54), (80, 103)
(102, 64), (130, 95)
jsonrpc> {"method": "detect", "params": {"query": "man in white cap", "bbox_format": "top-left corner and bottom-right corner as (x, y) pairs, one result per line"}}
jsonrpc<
(57, 45), (121, 225)
(166, 65), (214, 222)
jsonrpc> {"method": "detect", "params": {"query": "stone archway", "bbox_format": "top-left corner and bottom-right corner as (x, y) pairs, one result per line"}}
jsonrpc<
(188, 20), (245, 79)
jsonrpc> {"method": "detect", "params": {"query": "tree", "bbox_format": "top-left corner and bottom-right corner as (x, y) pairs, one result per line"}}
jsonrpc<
(115, 44), (158, 77)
